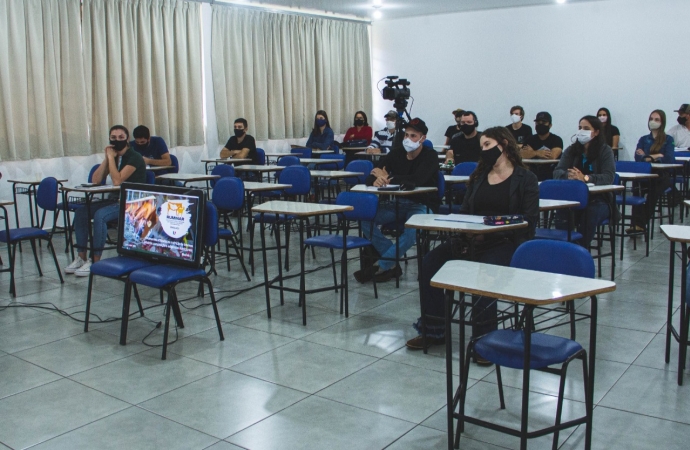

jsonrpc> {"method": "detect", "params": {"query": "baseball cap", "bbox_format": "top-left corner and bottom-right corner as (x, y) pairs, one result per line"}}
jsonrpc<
(405, 118), (428, 135)
(452, 108), (465, 117)
(535, 111), (552, 123)
(384, 110), (398, 119)
(674, 104), (690, 114)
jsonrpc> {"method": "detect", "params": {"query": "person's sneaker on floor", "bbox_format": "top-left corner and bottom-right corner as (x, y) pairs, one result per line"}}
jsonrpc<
(373, 264), (402, 283)
(625, 225), (644, 234)
(354, 265), (378, 283)
(74, 258), (93, 277)
(64, 256), (86, 274)
(406, 335), (445, 350)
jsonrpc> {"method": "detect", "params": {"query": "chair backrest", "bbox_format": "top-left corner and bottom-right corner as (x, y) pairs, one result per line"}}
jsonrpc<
(203, 202), (219, 248)
(277, 155), (300, 167)
(344, 160), (373, 186)
(437, 171), (445, 200)
(511, 240), (595, 279)
(538, 179), (589, 210)
(452, 162), (478, 176)
(615, 161), (651, 174)
(292, 147), (312, 158)
(36, 177), (58, 212)
(278, 165), (311, 196)
(212, 177), (245, 211)
(87, 164), (105, 185)
(145, 170), (156, 185)
(210, 164), (235, 188)
(319, 154), (345, 170)
(423, 139), (433, 148)
(256, 148), (266, 165)
(336, 191), (378, 222)
(169, 154), (180, 173)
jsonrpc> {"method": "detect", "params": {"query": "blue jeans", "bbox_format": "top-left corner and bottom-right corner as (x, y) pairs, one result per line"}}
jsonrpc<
(74, 201), (119, 257)
(362, 199), (430, 271)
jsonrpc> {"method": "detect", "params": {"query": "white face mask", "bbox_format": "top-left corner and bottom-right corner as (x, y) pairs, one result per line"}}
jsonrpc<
(511, 114), (522, 124)
(598, 115), (608, 123)
(649, 120), (661, 130)
(575, 129), (593, 144)
(402, 138), (421, 153)
(386, 120), (396, 130)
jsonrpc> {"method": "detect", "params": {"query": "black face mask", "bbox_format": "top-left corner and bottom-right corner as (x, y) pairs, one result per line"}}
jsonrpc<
(460, 124), (476, 135)
(535, 124), (550, 135)
(234, 128), (245, 137)
(678, 116), (687, 126)
(354, 119), (364, 126)
(480, 145), (502, 167)
(109, 139), (128, 151)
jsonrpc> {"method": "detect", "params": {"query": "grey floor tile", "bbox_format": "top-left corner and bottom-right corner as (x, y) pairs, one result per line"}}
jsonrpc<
(227, 396), (415, 450)
(599, 277), (678, 306)
(205, 442), (246, 450)
(592, 296), (669, 333)
(70, 348), (221, 404)
(230, 340), (376, 394)
(383, 343), (498, 381)
(30, 406), (218, 450)
(0, 313), (85, 354)
(0, 378), (129, 449)
(98, 309), (221, 344)
(0, 300), (49, 325)
(365, 290), (423, 323)
(317, 359), (449, 423)
(230, 304), (348, 339)
(309, 286), (397, 315)
(184, 293), (270, 323)
(632, 332), (690, 375)
(0, 275), (65, 301)
(384, 425), (502, 450)
(140, 370), (307, 439)
(0, 354), (61, 400)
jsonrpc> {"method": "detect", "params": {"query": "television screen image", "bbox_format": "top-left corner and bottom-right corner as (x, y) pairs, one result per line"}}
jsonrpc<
(120, 186), (203, 264)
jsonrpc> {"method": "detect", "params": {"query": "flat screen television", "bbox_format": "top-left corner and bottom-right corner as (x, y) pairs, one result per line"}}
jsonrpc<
(117, 183), (206, 268)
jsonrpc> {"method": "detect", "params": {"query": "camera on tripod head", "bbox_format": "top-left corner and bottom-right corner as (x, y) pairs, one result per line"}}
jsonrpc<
(382, 76), (411, 112)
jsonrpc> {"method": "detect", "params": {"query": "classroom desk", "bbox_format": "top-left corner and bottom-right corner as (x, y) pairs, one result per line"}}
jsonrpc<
(442, 175), (470, 212)
(522, 159), (560, 164)
(616, 172), (658, 259)
(431, 260), (616, 450)
(234, 165), (285, 182)
(8, 178), (68, 230)
(297, 158), (338, 166)
(145, 165), (176, 172)
(252, 200), (352, 325)
(354, 151), (384, 160)
(201, 158), (252, 173)
(651, 163), (684, 224)
(340, 146), (368, 152)
(434, 145), (450, 152)
(538, 199), (580, 211)
(351, 184), (438, 287)
(660, 223), (690, 385)
(156, 173), (219, 187)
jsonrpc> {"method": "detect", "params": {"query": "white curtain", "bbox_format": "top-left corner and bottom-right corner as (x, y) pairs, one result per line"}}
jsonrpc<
(211, 5), (372, 142)
(0, 0), (89, 161)
(82, 0), (204, 151)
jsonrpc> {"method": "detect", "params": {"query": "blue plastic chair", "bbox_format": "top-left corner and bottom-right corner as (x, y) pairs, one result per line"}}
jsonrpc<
(126, 202), (224, 360)
(302, 192), (379, 318)
(422, 139), (433, 148)
(291, 148), (312, 158)
(210, 164), (235, 188)
(317, 154), (347, 202)
(615, 161), (650, 256)
(256, 148), (266, 165)
(212, 177), (250, 280)
(146, 170), (156, 185)
(169, 154), (180, 173)
(439, 163), (476, 214)
(534, 180), (588, 243)
(343, 160), (373, 189)
(458, 240), (595, 449)
(0, 177), (64, 297)
(277, 155), (300, 167)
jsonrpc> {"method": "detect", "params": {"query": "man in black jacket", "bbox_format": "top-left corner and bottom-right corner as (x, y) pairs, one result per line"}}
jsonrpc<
(355, 117), (439, 283)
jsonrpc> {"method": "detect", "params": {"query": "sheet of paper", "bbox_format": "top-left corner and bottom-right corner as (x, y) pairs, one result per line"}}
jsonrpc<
(434, 214), (485, 224)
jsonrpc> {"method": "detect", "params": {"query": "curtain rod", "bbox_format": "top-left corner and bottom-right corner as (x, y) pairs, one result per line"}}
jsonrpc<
(190, 0), (371, 24)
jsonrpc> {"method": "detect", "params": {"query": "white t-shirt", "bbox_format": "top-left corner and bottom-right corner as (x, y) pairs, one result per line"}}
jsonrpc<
(668, 124), (690, 148)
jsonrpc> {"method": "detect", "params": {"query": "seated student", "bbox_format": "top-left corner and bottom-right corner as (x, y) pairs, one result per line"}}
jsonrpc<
(354, 118), (439, 283)
(131, 125), (171, 168)
(443, 108), (465, 146)
(553, 115), (618, 249)
(406, 127), (539, 352)
(305, 110), (335, 150)
(65, 125), (147, 276)
(506, 105), (533, 146)
(597, 107), (621, 151)
(445, 111), (481, 164)
(627, 109), (675, 233)
(344, 111), (373, 146)
(668, 103), (690, 149)
(220, 118), (258, 164)
(367, 110), (398, 154)
(522, 111), (563, 181)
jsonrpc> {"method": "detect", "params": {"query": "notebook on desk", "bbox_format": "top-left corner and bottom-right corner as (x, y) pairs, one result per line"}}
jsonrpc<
(117, 183), (206, 268)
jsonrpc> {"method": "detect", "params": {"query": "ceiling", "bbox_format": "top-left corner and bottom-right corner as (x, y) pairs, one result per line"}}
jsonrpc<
(215, 0), (605, 21)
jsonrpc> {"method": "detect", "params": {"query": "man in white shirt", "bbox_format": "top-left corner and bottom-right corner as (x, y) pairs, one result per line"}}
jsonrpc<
(668, 104), (690, 149)
(366, 110), (398, 154)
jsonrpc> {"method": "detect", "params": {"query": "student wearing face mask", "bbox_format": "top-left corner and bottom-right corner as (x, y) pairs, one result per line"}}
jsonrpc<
(305, 110), (335, 150)
(406, 127), (539, 353)
(596, 108), (620, 151)
(64, 125), (147, 277)
(444, 108), (465, 146)
(506, 105), (533, 146)
(553, 115), (618, 249)
(354, 118), (439, 284)
(446, 111), (482, 164)
(367, 110), (398, 154)
(627, 110), (675, 233)
(667, 104), (690, 149)
(220, 118), (258, 165)
(344, 111), (373, 146)
(522, 111), (563, 180)
(131, 125), (171, 168)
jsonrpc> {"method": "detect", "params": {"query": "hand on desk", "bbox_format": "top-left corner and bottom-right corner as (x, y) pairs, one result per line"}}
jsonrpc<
(373, 176), (391, 187)
(371, 166), (389, 179)
(567, 167), (585, 181)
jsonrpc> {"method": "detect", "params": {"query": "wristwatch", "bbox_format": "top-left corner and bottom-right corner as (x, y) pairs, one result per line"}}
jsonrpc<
(584, 175), (590, 182)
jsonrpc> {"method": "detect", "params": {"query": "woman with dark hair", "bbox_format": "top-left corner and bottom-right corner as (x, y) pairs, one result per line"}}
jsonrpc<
(597, 107), (620, 150)
(305, 110), (334, 150)
(627, 109), (675, 233)
(553, 115), (618, 247)
(406, 127), (539, 356)
(344, 110), (373, 146)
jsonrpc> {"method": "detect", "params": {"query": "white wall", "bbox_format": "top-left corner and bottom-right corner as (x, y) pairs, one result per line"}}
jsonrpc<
(371, 0), (690, 160)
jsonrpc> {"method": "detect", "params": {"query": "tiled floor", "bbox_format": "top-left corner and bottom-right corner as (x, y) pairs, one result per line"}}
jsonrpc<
(0, 214), (689, 449)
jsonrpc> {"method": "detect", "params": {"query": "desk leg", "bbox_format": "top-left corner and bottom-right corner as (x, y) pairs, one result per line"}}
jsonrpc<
(260, 213), (271, 317)
(395, 197), (400, 288)
(445, 289), (454, 450)
(667, 241), (676, 363)
(86, 194), (94, 260)
(11, 183), (22, 252)
(416, 229), (428, 353)
(620, 181), (628, 261)
(299, 218), (307, 326)
(678, 243), (688, 385)
(585, 295), (598, 449)
(520, 307), (533, 450)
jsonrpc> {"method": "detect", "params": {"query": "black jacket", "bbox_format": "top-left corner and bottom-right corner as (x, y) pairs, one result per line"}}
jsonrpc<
(460, 165), (539, 243)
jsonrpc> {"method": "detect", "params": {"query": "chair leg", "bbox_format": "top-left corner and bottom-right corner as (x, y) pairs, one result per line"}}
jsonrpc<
(679, 304), (689, 386)
(132, 284), (144, 317)
(47, 238), (63, 284)
(120, 281), (133, 345)
(84, 273), (95, 332)
(329, 249), (338, 293)
(29, 239), (43, 276)
(9, 242), (17, 297)
(495, 365), (506, 409)
(552, 361), (571, 450)
(204, 278), (224, 341)
(170, 289), (184, 329)
(162, 289), (174, 360)
(230, 237), (251, 281)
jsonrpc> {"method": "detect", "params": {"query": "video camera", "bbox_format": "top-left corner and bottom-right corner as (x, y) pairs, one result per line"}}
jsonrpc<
(381, 76), (411, 112)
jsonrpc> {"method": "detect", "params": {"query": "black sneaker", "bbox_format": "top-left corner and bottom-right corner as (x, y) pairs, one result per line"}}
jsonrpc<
(373, 265), (403, 283)
(354, 265), (379, 283)
(406, 335), (445, 350)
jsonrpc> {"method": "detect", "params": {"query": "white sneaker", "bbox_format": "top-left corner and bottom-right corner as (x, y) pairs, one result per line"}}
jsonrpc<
(64, 257), (86, 274)
(75, 259), (93, 277)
